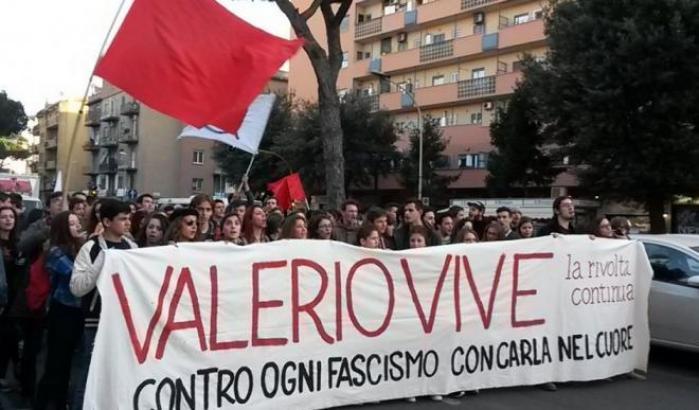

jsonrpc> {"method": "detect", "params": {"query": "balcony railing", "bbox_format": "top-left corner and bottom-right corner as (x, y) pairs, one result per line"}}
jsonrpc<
(457, 76), (496, 99)
(120, 102), (140, 116)
(420, 39), (454, 62)
(355, 18), (382, 39)
(44, 138), (57, 149)
(101, 110), (119, 122)
(98, 161), (118, 173)
(118, 128), (138, 144)
(46, 112), (58, 128)
(85, 108), (101, 126)
(461, 0), (496, 10)
(363, 94), (379, 112)
(98, 134), (118, 147)
(118, 158), (137, 171)
(45, 160), (56, 170)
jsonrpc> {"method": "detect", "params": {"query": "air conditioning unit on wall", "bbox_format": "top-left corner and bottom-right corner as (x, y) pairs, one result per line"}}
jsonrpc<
(483, 101), (494, 110)
(398, 32), (407, 42)
(474, 12), (485, 24)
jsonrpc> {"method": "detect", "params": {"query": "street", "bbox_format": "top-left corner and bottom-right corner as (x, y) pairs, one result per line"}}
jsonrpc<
(1, 346), (697, 409)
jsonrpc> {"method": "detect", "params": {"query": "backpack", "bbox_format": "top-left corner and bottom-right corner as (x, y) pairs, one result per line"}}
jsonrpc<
(25, 253), (51, 312)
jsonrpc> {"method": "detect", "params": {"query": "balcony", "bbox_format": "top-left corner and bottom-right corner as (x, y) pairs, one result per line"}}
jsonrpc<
(118, 128), (138, 144)
(82, 140), (99, 151)
(362, 94), (380, 112)
(85, 108), (102, 126)
(45, 160), (57, 170)
(378, 71), (520, 111)
(44, 138), (57, 150)
(82, 165), (98, 176)
(460, 0), (498, 10)
(99, 134), (119, 148)
(355, 18), (382, 39)
(101, 110), (119, 122)
(118, 158), (137, 171)
(121, 102), (140, 116)
(98, 160), (118, 173)
(46, 112), (58, 129)
(420, 39), (454, 62)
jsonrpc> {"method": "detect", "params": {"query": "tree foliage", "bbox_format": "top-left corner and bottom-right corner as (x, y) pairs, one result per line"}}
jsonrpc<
(486, 81), (558, 196)
(0, 136), (31, 169)
(214, 94), (399, 196)
(522, 0), (699, 232)
(0, 91), (28, 137)
(398, 116), (457, 203)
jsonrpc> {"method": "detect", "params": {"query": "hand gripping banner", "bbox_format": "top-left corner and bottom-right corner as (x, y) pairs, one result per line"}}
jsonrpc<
(84, 236), (652, 409)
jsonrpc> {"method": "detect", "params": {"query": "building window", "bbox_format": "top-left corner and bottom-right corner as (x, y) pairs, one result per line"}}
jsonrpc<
(116, 174), (125, 190)
(192, 178), (204, 193)
(513, 60), (523, 72)
(380, 37), (392, 55)
(97, 174), (108, 190)
(193, 150), (204, 164)
(432, 75), (445, 86)
(514, 13), (530, 25)
(458, 153), (489, 169)
(471, 112), (483, 124)
(450, 72), (459, 83)
(472, 68), (485, 79)
(473, 23), (485, 35)
(341, 52), (349, 69)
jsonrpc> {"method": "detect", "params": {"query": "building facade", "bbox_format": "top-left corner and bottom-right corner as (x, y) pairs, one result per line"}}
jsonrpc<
(289, 0), (571, 198)
(35, 99), (90, 198)
(83, 73), (288, 199)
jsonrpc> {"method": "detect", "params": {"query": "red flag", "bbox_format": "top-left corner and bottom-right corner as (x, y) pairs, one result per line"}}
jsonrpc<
(267, 173), (306, 211)
(95, 0), (302, 134)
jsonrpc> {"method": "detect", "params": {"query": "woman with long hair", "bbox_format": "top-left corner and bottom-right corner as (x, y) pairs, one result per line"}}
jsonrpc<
(136, 213), (169, 247)
(309, 213), (334, 240)
(36, 211), (86, 409)
(164, 209), (199, 244)
(265, 212), (284, 242)
(455, 227), (480, 244)
(190, 194), (217, 241)
(220, 213), (245, 245)
(0, 206), (19, 391)
(242, 205), (268, 244)
(591, 216), (613, 238)
(85, 199), (103, 238)
(280, 213), (308, 239)
(129, 209), (149, 240)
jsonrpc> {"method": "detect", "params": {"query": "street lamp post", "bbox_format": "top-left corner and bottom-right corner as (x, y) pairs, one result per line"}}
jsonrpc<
(370, 71), (424, 200)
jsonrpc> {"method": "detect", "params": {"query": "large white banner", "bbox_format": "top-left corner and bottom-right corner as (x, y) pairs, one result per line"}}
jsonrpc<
(84, 236), (652, 409)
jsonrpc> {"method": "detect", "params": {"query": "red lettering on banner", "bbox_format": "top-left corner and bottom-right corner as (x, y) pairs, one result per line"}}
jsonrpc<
(462, 254), (506, 329)
(291, 259), (333, 344)
(251, 261), (289, 346)
(155, 267), (208, 359)
(112, 267), (174, 364)
(401, 255), (452, 334)
(209, 266), (248, 350)
(334, 262), (343, 342)
(453, 256), (462, 331)
(346, 258), (395, 337)
(511, 253), (553, 328)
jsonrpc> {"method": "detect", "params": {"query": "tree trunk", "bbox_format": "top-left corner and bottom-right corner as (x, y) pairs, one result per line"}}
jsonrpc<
(318, 80), (345, 209)
(647, 196), (667, 234)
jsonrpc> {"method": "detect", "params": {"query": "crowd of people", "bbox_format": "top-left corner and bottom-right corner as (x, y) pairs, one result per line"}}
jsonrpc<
(0, 187), (634, 409)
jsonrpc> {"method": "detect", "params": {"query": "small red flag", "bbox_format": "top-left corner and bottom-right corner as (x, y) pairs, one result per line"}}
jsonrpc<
(267, 173), (306, 211)
(95, 0), (302, 134)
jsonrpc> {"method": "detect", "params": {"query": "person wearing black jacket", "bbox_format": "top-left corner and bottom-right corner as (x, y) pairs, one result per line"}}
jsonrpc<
(393, 199), (440, 250)
(537, 196), (577, 236)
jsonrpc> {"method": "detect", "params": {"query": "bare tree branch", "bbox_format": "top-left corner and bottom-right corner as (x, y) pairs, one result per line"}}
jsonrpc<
(300, 0), (323, 20)
(274, 0), (328, 62)
(332, 0), (353, 26)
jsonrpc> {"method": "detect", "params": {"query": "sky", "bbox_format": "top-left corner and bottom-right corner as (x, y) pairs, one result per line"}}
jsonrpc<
(0, 0), (291, 117)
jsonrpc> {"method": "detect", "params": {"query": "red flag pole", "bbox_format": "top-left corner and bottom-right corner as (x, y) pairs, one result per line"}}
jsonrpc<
(63, 0), (129, 195)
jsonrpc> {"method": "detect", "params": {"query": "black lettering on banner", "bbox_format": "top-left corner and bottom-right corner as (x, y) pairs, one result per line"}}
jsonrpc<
(234, 367), (253, 404)
(133, 379), (155, 410)
(406, 350), (423, 378)
(155, 378), (175, 410)
(175, 374), (195, 409)
(423, 350), (439, 377)
(351, 354), (367, 386)
(367, 354), (381, 385)
(196, 367), (217, 409)
(327, 357), (342, 390)
(281, 361), (297, 396)
(389, 351), (405, 381)
(261, 362), (280, 398)
(216, 370), (236, 407)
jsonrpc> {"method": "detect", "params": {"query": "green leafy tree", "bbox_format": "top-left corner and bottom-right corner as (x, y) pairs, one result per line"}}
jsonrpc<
(0, 137), (31, 170)
(214, 94), (399, 196)
(487, 82), (558, 196)
(524, 0), (699, 232)
(399, 116), (457, 203)
(0, 91), (27, 136)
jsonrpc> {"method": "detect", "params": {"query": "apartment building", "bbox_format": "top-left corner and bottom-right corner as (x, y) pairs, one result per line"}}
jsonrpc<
(289, 0), (567, 198)
(84, 72), (289, 199)
(34, 99), (90, 198)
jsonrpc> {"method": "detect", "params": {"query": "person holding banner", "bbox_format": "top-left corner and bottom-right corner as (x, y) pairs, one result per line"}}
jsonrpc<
(220, 213), (245, 245)
(242, 205), (269, 244)
(135, 213), (169, 248)
(308, 213), (334, 240)
(164, 209), (200, 244)
(356, 223), (380, 249)
(280, 213), (308, 239)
